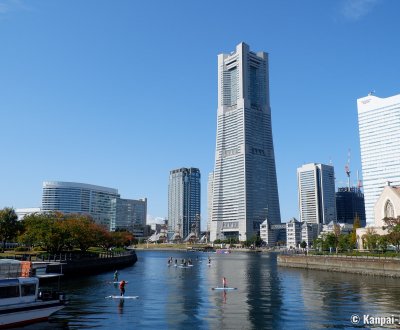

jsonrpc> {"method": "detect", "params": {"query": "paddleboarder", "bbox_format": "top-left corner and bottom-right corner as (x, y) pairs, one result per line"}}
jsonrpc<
(222, 277), (227, 288)
(119, 280), (126, 296)
(114, 270), (119, 282)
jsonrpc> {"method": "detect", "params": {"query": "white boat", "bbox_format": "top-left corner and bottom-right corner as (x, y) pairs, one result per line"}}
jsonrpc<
(0, 259), (67, 328)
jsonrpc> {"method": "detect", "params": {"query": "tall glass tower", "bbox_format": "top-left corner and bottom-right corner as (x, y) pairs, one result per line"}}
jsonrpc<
(210, 42), (281, 242)
(297, 163), (336, 225)
(357, 93), (400, 224)
(168, 168), (201, 240)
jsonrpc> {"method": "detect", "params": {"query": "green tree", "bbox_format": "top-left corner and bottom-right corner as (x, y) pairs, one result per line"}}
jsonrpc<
(362, 227), (379, 251)
(300, 241), (307, 249)
(0, 207), (21, 249)
(19, 212), (68, 254)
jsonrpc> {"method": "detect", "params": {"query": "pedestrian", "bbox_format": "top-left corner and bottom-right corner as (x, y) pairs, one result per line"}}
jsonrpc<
(119, 280), (126, 296)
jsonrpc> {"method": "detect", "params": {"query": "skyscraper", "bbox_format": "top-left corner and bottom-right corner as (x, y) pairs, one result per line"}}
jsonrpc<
(168, 168), (201, 240)
(210, 42), (281, 242)
(297, 163), (336, 225)
(357, 93), (400, 224)
(335, 187), (366, 226)
(207, 172), (214, 233)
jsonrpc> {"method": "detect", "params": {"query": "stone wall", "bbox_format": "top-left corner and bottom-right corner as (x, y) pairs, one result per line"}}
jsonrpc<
(277, 254), (400, 277)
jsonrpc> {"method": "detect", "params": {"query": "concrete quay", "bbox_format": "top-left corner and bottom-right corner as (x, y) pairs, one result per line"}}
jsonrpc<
(277, 254), (400, 277)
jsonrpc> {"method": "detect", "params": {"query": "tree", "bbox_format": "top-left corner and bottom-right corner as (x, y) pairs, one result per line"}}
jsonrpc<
(19, 212), (68, 254)
(382, 217), (400, 251)
(0, 207), (21, 249)
(300, 241), (307, 249)
(362, 227), (379, 251)
(62, 214), (97, 253)
(349, 214), (361, 248)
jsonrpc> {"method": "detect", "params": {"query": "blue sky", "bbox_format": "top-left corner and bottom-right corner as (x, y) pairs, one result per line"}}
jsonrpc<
(1, 0), (399, 229)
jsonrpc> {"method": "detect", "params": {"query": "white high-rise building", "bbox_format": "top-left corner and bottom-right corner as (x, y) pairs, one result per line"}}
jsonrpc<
(297, 163), (336, 225)
(357, 93), (400, 224)
(210, 42), (281, 242)
(42, 181), (119, 230)
(207, 172), (214, 233)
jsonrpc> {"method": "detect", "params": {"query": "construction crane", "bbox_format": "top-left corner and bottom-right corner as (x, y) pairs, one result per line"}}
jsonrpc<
(345, 149), (351, 189)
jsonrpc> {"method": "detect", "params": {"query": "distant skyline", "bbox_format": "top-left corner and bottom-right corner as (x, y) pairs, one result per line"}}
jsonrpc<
(1, 0), (400, 229)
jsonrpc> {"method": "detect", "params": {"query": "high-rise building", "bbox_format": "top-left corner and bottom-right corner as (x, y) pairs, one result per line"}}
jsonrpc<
(42, 181), (119, 230)
(357, 93), (400, 224)
(42, 181), (147, 232)
(335, 187), (366, 226)
(207, 172), (214, 233)
(210, 42), (281, 242)
(168, 168), (201, 240)
(116, 198), (147, 237)
(297, 163), (336, 225)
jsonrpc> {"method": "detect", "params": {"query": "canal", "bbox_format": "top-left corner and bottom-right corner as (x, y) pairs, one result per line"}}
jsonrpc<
(24, 250), (400, 329)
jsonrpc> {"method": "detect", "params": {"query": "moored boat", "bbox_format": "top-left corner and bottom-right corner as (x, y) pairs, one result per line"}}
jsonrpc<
(0, 259), (67, 328)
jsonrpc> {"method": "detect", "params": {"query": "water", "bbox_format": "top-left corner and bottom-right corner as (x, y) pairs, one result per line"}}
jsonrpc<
(22, 251), (400, 329)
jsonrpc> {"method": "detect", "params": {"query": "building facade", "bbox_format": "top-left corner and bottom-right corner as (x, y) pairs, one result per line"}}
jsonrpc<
(42, 181), (119, 230)
(207, 172), (214, 234)
(357, 93), (400, 224)
(210, 42), (281, 242)
(116, 198), (147, 237)
(42, 181), (147, 232)
(297, 163), (336, 225)
(286, 218), (302, 249)
(168, 168), (201, 240)
(335, 187), (366, 226)
(260, 218), (286, 247)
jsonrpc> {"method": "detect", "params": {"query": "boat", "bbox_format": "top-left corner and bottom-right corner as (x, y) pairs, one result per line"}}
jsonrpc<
(216, 249), (231, 254)
(0, 259), (67, 328)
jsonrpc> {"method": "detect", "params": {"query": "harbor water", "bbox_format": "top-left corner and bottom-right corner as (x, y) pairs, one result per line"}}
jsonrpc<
(24, 250), (400, 329)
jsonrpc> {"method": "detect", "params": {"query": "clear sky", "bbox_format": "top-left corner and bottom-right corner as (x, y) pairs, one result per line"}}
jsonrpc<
(1, 0), (400, 229)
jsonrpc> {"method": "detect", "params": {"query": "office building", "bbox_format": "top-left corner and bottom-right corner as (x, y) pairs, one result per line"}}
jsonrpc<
(297, 163), (336, 225)
(210, 42), (281, 242)
(116, 198), (147, 237)
(42, 181), (119, 230)
(207, 172), (214, 233)
(357, 93), (400, 224)
(168, 168), (201, 240)
(335, 187), (366, 226)
(42, 181), (147, 232)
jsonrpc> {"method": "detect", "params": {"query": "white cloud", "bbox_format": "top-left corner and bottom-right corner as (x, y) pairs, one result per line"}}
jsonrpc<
(342, 0), (380, 20)
(146, 214), (166, 224)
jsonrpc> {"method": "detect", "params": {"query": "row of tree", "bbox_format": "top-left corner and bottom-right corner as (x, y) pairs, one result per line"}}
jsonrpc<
(0, 207), (134, 254)
(313, 217), (400, 253)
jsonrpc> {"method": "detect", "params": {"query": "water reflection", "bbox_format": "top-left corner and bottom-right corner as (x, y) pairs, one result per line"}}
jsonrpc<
(19, 250), (400, 329)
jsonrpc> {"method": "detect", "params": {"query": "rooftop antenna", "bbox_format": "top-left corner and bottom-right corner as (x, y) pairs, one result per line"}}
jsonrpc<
(345, 149), (351, 189)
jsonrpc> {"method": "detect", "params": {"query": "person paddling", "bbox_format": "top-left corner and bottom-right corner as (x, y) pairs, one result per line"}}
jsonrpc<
(114, 270), (119, 282)
(222, 277), (227, 288)
(119, 280), (126, 296)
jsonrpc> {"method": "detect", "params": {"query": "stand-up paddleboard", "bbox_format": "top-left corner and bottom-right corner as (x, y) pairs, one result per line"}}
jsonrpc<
(211, 287), (237, 291)
(178, 265), (189, 269)
(105, 295), (139, 299)
(109, 281), (129, 284)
